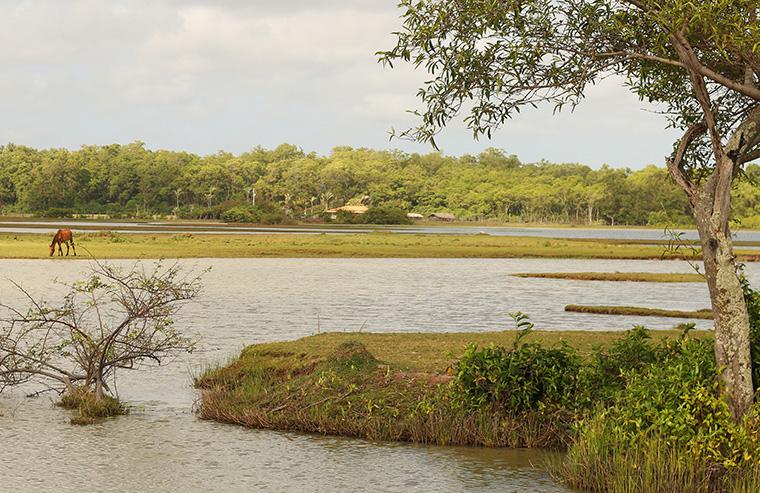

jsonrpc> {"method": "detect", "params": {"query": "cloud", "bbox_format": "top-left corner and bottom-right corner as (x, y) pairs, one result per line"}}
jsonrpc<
(0, 0), (679, 168)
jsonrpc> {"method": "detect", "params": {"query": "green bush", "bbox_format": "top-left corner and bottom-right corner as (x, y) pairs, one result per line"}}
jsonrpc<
(259, 211), (292, 225)
(559, 336), (760, 492)
(578, 325), (660, 404)
(364, 206), (412, 225)
(329, 205), (412, 225)
(221, 205), (261, 223)
(453, 315), (581, 412)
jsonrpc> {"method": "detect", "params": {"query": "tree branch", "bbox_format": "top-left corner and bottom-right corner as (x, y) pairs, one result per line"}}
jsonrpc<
(666, 121), (706, 200)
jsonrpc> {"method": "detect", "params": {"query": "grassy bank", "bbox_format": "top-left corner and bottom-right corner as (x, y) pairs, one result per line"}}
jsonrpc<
(565, 304), (713, 319)
(197, 328), (760, 492)
(514, 272), (705, 282)
(2, 231), (759, 260)
(195, 329), (706, 447)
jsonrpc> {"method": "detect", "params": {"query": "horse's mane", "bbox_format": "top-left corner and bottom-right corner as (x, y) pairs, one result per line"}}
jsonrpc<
(50, 230), (60, 247)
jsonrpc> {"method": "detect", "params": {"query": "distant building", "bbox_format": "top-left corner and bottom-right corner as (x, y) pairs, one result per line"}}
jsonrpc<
(326, 205), (369, 214)
(406, 213), (424, 219)
(428, 212), (456, 221)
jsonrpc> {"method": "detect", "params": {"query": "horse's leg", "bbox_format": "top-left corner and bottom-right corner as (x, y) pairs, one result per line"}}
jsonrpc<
(57, 242), (62, 256)
(71, 240), (77, 256)
(65, 242), (69, 256)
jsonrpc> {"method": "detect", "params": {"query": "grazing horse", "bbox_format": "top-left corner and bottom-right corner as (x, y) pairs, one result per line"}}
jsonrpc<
(49, 229), (76, 257)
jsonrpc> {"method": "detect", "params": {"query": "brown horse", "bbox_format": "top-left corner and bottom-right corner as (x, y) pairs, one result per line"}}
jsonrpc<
(49, 229), (76, 257)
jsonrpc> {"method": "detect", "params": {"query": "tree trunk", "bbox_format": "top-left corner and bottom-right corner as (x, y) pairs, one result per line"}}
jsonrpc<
(693, 189), (754, 420)
(95, 373), (105, 402)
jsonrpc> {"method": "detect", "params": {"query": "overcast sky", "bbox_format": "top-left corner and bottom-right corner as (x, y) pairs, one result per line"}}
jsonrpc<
(0, 0), (681, 168)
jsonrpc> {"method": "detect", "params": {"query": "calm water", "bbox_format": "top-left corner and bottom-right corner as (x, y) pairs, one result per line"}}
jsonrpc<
(2, 258), (758, 492)
(2, 219), (760, 242)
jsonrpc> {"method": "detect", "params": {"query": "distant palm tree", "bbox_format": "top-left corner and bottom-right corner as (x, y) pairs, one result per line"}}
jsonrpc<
(204, 186), (217, 208)
(174, 188), (183, 209)
(245, 186), (256, 206)
(320, 192), (334, 211)
(310, 196), (317, 214)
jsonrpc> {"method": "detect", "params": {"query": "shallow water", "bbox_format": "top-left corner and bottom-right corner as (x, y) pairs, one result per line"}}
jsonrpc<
(2, 219), (760, 242)
(1, 258), (757, 492)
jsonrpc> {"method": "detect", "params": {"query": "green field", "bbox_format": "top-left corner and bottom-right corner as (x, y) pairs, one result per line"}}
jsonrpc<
(3, 231), (759, 260)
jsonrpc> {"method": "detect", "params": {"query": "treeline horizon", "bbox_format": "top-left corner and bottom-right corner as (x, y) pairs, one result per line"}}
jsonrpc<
(0, 141), (758, 227)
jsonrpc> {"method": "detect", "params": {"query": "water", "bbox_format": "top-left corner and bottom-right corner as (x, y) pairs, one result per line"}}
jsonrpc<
(1, 258), (758, 492)
(2, 219), (759, 242)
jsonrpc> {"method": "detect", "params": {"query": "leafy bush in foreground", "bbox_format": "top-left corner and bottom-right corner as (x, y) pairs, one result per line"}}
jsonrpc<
(560, 336), (760, 492)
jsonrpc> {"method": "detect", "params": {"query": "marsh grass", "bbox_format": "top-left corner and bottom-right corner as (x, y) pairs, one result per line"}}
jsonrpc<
(514, 272), (705, 282)
(196, 340), (575, 448)
(565, 304), (713, 319)
(57, 389), (127, 425)
(194, 330), (711, 450)
(552, 423), (760, 493)
(0, 231), (722, 260)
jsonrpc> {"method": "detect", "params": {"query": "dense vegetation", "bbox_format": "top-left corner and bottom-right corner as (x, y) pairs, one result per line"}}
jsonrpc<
(1, 142), (758, 226)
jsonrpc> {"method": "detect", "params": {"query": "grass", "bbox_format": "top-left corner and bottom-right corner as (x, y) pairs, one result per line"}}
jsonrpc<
(565, 304), (713, 320)
(195, 329), (708, 448)
(514, 272), (706, 282)
(2, 230), (759, 260)
(56, 388), (127, 425)
(552, 425), (760, 493)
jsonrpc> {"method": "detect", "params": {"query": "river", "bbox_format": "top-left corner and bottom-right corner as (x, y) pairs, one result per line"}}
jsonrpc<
(1, 258), (758, 492)
(1, 219), (760, 242)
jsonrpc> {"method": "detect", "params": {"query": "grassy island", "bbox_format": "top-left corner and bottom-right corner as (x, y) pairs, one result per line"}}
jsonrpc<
(196, 330), (699, 447)
(565, 304), (714, 319)
(514, 272), (706, 282)
(2, 231), (759, 260)
(197, 328), (760, 493)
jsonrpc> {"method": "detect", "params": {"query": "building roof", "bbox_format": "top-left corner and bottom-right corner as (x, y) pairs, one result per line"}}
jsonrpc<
(428, 212), (456, 220)
(326, 205), (369, 214)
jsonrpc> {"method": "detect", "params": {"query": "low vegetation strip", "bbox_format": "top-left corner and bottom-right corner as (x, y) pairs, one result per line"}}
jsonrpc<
(2, 231), (758, 260)
(565, 304), (713, 319)
(514, 272), (705, 282)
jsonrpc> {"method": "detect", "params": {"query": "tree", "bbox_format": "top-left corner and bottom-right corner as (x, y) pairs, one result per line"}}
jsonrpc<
(380, 1), (760, 418)
(0, 261), (200, 403)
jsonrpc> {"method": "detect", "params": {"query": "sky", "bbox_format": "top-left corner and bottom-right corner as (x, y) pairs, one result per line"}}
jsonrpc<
(0, 0), (682, 168)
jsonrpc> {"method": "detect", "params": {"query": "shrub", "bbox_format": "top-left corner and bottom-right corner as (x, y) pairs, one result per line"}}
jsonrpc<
(259, 211), (292, 225)
(364, 206), (412, 225)
(559, 336), (760, 492)
(329, 205), (412, 225)
(578, 325), (660, 404)
(453, 315), (581, 412)
(221, 205), (261, 223)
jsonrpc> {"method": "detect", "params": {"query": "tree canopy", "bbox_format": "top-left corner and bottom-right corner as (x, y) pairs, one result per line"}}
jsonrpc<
(1, 142), (758, 227)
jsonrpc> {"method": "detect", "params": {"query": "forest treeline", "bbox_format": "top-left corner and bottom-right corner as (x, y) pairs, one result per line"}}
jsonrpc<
(0, 142), (758, 226)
